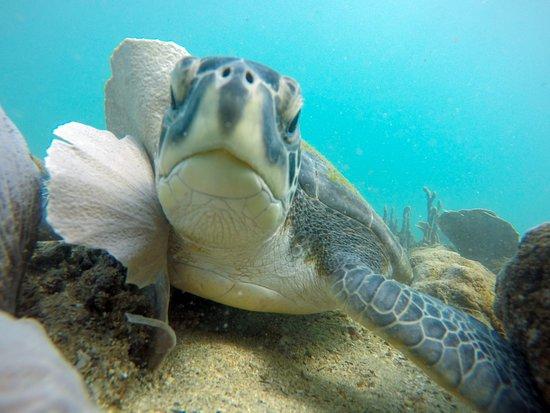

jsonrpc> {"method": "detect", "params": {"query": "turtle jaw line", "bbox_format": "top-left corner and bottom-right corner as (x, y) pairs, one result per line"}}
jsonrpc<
(156, 148), (286, 248)
(159, 148), (278, 201)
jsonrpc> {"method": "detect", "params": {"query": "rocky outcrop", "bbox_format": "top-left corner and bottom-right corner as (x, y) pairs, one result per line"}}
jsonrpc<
(410, 245), (502, 332)
(494, 223), (550, 405)
(438, 209), (519, 273)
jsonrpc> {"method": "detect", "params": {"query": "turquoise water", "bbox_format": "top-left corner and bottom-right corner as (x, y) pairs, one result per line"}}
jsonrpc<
(1, 1), (548, 234)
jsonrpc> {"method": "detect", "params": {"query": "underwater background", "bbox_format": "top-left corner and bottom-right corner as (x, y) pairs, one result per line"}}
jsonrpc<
(1, 0), (548, 234)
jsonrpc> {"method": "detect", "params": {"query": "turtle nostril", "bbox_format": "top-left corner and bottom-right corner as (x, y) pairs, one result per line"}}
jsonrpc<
(245, 71), (254, 84)
(222, 67), (231, 78)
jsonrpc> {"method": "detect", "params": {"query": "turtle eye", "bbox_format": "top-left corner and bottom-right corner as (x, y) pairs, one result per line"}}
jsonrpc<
(285, 110), (301, 143)
(170, 56), (199, 108)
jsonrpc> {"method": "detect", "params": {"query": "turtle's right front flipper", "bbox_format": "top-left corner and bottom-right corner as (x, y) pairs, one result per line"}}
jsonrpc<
(46, 122), (175, 368)
(329, 261), (543, 412)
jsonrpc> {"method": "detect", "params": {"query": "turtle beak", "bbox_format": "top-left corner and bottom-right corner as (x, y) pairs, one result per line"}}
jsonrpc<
(217, 65), (252, 133)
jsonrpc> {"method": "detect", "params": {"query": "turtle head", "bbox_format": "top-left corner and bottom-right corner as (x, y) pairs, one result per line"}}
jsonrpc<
(156, 56), (303, 248)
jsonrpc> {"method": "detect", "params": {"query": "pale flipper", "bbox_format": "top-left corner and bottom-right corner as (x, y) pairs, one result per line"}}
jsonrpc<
(46, 122), (175, 368)
(329, 259), (543, 412)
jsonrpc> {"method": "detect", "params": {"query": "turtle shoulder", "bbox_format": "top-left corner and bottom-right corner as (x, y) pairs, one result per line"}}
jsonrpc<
(293, 140), (413, 284)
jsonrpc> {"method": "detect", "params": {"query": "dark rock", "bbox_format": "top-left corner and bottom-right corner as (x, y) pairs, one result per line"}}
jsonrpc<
(494, 223), (550, 405)
(43, 272), (65, 294)
(438, 209), (519, 273)
(30, 241), (72, 270)
(20, 241), (154, 368)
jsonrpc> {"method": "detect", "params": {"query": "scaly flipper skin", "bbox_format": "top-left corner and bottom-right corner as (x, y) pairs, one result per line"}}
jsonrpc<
(330, 261), (543, 412)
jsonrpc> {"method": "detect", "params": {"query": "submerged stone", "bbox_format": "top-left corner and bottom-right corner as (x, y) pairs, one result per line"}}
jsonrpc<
(494, 223), (550, 405)
(438, 209), (519, 273)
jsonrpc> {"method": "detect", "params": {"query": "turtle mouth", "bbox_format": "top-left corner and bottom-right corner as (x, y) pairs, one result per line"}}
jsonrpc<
(156, 147), (286, 248)
(159, 149), (277, 200)
(161, 149), (254, 179)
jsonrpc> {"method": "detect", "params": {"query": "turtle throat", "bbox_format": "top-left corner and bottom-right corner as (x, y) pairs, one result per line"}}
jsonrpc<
(156, 150), (285, 249)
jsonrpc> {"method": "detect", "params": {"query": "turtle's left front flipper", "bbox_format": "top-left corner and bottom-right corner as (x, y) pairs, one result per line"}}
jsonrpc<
(46, 122), (175, 368)
(329, 261), (543, 412)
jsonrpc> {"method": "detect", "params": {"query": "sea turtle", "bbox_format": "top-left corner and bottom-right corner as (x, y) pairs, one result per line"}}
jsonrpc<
(44, 39), (542, 412)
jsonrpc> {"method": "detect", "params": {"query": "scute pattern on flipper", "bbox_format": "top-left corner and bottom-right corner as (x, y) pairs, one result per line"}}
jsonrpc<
(330, 263), (543, 412)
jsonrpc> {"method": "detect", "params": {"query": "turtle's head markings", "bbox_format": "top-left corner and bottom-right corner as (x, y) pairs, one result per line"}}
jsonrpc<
(156, 56), (303, 248)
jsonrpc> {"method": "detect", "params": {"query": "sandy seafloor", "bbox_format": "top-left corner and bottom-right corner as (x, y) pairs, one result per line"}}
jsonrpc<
(18, 242), (473, 413)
